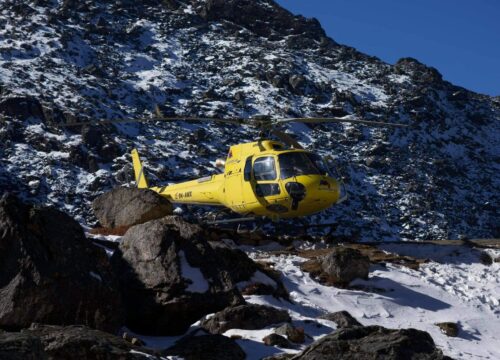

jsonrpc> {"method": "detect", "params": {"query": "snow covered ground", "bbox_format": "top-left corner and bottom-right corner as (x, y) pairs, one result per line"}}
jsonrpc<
(105, 236), (499, 360)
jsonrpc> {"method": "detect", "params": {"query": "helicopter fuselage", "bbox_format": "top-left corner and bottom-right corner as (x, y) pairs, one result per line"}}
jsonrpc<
(132, 140), (342, 219)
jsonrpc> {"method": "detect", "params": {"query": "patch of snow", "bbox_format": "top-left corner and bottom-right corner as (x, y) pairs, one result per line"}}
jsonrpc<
(89, 271), (102, 282)
(179, 250), (210, 293)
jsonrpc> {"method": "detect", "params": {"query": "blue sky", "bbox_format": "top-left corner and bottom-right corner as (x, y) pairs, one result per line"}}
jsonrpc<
(276, 0), (499, 96)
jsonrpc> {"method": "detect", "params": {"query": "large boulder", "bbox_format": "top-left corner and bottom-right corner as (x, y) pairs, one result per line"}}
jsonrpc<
(274, 323), (305, 344)
(113, 216), (259, 335)
(164, 332), (245, 360)
(92, 187), (173, 228)
(0, 324), (162, 360)
(0, 330), (46, 360)
(0, 194), (123, 333)
(200, 304), (291, 334)
(321, 247), (370, 286)
(0, 96), (45, 121)
(263, 333), (293, 349)
(290, 326), (450, 360)
(318, 311), (362, 328)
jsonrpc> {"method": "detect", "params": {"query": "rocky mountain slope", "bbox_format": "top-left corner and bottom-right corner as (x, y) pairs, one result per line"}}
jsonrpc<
(2, 192), (499, 359)
(0, 0), (499, 240)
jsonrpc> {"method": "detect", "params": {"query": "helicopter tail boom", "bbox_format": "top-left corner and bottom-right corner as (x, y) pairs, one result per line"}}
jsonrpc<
(131, 149), (149, 189)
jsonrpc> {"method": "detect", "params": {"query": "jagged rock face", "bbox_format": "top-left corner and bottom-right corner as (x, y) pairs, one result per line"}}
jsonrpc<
(0, 0), (498, 241)
(291, 326), (450, 360)
(191, 0), (326, 42)
(91, 187), (173, 228)
(164, 332), (246, 360)
(200, 304), (291, 334)
(0, 194), (123, 333)
(0, 324), (162, 360)
(321, 247), (370, 286)
(113, 216), (254, 335)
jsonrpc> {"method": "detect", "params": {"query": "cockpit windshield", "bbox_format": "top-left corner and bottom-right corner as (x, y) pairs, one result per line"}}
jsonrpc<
(278, 152), (330, 179)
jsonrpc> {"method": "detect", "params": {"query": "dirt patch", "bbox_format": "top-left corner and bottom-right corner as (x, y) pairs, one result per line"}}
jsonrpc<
(296, 243), (427, 288)
(299, 243), (427, 271)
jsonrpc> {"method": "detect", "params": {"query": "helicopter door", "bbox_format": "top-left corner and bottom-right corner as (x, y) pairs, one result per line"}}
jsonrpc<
(241, 156), (257, 207)
(252, 156), (281, 203)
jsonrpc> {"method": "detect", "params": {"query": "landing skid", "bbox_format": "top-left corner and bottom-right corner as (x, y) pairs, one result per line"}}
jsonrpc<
(205, 216), (256, 226)
(204, 216), (264, 234)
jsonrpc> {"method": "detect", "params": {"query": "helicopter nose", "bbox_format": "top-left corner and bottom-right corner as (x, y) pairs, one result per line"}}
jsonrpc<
(318, 178), (341, 203)
(285, 181), (306, 210)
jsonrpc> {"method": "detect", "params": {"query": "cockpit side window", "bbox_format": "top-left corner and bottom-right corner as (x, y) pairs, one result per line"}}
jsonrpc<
(307, 153), (330, 176)
(244, 156), (253, 181)
(253, 156), (277, 181)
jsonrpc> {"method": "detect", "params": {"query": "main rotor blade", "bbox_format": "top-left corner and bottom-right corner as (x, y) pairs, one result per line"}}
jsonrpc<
(57, 116), (244, 127)
(270, 129), (303, 149)
(276, 117), (409, 128)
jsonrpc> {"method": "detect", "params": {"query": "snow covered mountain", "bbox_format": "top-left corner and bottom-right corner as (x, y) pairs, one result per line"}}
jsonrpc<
(1, 0), (499, 240)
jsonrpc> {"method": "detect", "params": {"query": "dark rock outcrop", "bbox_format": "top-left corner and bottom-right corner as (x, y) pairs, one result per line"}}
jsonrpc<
(113, 216), (251, 335)
(263, 333), (293, 348)
(164, 333), (245, 360)
(0, 194), (123, 333)
(436, 322), (459, 337)
(290, 326), (450, 360)
(193, 0), (326, 44)
(274, 323), (305, 344)
(319, 310), (362, 328)
(321, 247), (370, 286)
(0, 330), (46, 360)
(394, 57), (443, 84)
(0, 96), (45, 121)
(0, 324), (161, 360)
(92, 187), (173, 228)
(201, 304), (291, 334)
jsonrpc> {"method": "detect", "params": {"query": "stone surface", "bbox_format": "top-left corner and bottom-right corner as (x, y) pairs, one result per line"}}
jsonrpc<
(0, 330), (46, 360)
(274, 323), (305, 343)
(194, 0), (326, 43)
(318, 310), (362, 328)
(479, 252), (493, 266)
(436, 322), (459, 337)
(321, 247), (370, 286)
(113, 216), (257, 335)
(0, 324), (161, 360)
(263, 333), (293, 348)
(290, 326), (449, 360)
(0, 194), (123, 333)
(201, 304), (291, 334)
(92, 187), (173, 228)
(0, 96), (45, 121)
(164, 333), (245, 360)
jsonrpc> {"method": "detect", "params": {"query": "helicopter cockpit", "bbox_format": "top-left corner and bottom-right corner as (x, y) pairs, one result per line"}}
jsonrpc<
(278, 152), (331, 179)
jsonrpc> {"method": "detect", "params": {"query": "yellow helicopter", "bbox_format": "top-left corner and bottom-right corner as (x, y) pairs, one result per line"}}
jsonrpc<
(61, 114), (407, 222)
(120, 115), (408, 221)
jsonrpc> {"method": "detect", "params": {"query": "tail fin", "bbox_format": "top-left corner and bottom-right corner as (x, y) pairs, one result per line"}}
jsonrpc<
(131, 149), (149, 189)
